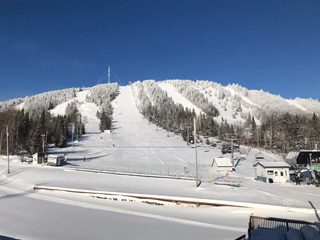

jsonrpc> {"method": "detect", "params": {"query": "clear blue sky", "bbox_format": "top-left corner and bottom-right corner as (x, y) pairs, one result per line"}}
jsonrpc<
(0, 0), (319, 101)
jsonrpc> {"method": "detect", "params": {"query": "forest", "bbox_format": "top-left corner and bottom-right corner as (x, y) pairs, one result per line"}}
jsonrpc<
(132, 80), (320, 155)
(0, 88), (86, 156)
(0, 81), (319, 157)
(0, 108), (83, 156)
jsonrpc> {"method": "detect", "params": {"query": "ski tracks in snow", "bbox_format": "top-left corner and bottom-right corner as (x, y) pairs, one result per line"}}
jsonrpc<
(0, 184), (246, 233)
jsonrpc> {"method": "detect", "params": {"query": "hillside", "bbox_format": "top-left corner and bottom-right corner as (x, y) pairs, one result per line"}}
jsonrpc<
(1, 80), (319, 125)
(0, 83), (320, 240)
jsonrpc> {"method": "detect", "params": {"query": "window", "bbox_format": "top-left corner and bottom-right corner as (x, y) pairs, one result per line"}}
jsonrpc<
(281, 172), (284, 176)
(275, 171), (278, 176)
(267, 170), (274, 175)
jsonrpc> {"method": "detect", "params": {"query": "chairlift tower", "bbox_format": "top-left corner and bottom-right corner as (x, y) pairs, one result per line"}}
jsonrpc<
(108, 66), (110, 84)
(226, 136), (238, 166)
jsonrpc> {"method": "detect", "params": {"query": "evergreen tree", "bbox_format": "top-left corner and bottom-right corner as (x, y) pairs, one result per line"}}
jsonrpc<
(292, 115), (305, 150)
(30, 110), (47, 154)
(56, 116), (68, 148)
(99, 110), (111, 132)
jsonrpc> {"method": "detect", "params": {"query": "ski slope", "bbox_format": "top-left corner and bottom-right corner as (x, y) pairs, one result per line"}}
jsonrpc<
(158, 82), (203, 116)
(0, 85), (320, 240)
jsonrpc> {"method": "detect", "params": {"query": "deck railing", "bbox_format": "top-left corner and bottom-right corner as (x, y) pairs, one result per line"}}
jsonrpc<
(248, 215), (320, 238)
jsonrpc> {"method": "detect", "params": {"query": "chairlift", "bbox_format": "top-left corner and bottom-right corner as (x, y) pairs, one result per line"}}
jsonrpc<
(255, 152), (264, 160)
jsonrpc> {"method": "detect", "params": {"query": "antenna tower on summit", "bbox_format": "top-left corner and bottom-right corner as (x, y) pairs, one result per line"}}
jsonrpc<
(108, 65), (110, 84)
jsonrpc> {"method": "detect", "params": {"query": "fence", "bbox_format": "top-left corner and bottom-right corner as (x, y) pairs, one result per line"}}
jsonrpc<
(65, 164), (196, 180)
(248, 215), (320, 238)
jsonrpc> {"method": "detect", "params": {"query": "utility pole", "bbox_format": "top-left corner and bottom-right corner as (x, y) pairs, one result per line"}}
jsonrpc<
(0, 131), (2, 152)
(41, 134), (45, 164)
(245, 128), (251, 153)
(194, 118), (199, 188)
(6, 126), (9, 174)
(70, 123), (74, 146)
(41, 134), (45, 153)
(76, 116), (79, 142)
(79, 114), (82, 137)
(108, 65), (110, 84)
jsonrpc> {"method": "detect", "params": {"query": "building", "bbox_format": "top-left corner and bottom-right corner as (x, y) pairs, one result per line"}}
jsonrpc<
(253, 162), (290, 183)
(285, 150), (320, 169)
(212, 157), (233, 172)
(47, 155), (65, 166)
(32, 152), (46, 164)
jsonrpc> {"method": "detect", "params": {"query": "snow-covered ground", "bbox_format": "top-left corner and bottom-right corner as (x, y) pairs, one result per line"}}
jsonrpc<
(0, 85), (319, 240)
(158, 82), (203, 116)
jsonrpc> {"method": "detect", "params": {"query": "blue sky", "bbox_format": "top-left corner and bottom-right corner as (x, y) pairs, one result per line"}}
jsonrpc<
(0, 0), (319, 101)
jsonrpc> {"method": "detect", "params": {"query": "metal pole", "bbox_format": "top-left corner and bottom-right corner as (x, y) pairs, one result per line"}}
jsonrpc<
(194, 118), (199, 188)
(231, 139), (234, 167)
(79, 115), (82, 137)
(187, 126), (190, 146)
(6, 126), (9, 174)
(71, 123), (74, 145)
(76, 117), (79, 142)
(108, 66), (110, 84)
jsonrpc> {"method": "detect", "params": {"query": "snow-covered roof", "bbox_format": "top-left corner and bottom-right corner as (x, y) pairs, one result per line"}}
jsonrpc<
(253, 162), (290, 168)
(48, 154), (65, 158)
(285, 151), (300, 161)
(214, 158), (233, 167)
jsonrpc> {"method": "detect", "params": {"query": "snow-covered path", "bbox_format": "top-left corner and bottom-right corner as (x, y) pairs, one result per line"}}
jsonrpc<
(110, 86), (195, 172)
(158, 82), (203, 116)
(52, 86), (204, 175)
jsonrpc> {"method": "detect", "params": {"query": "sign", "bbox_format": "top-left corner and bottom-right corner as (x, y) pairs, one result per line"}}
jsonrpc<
(312, 166), (320, 171)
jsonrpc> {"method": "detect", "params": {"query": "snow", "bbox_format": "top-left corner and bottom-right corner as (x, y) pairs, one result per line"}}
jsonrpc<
(193, 83), (250, 125)
(226, 85), (259, 108)
(254, 161), (290, 168)
(158, 82), (203, 116)
(286, 99), (308, 112)
(214, 157), (233, 167)
(1, 84), (320, 239)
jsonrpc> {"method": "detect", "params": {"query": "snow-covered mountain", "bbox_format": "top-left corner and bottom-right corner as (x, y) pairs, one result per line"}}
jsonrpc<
(0, 80), (319, 240)
(1, 80), (318, 124)
(159, 80), (319, 124)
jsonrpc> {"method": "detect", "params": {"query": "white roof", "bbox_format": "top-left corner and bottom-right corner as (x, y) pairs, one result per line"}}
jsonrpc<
(214, 158), (233, 167)
(47, 154), (64, 158)
(285, 151), (299, 161)
(254, 161), (290, 168)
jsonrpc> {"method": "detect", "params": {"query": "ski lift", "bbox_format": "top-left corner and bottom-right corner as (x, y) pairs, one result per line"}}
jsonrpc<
(255, 152), (264, 160)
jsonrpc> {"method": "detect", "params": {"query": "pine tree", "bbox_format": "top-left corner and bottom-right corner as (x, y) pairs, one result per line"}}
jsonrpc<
(17, 110), (30, 151)
(311, 113), (320, 148)
(99, 110), (111, 132)
(30, 110), (47, 154)
(292, 115), (305, 150)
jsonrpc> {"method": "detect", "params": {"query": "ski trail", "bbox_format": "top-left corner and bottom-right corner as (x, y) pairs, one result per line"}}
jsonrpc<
(0, 185), (246, 233)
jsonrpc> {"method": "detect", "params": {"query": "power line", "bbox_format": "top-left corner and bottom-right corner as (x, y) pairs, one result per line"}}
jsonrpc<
(110, 68), (125, 86)
(95, 69), (109, 85)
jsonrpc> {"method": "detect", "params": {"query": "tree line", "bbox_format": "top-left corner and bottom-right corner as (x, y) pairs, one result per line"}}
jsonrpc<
(86, 83), (119, 132)
(0, 107), (84, 156)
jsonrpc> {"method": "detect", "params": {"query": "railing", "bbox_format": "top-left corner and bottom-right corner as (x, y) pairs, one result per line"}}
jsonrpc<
(234, 234), (246, 240)
(248, 215), (320, 239)
(64, 164), (197, 180)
